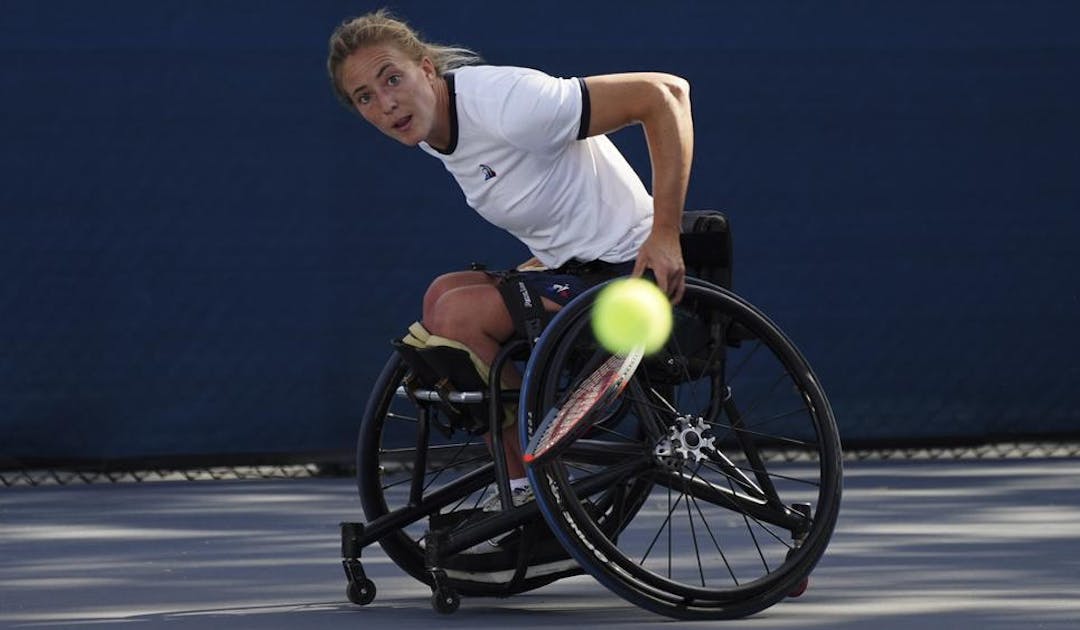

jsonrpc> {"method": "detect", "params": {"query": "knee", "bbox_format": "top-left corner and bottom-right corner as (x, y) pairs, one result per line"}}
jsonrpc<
(425, 290), (475, 338)
(426, 287), (513, 341)
(422, 273), (456, 316)
(422, 272), (483, 321)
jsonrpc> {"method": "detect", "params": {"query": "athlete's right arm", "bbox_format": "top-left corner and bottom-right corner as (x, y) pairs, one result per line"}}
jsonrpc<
(581, 73), (693, 303)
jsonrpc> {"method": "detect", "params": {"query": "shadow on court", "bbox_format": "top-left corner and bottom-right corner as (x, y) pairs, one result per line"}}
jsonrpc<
(1, 458), (1078, 629)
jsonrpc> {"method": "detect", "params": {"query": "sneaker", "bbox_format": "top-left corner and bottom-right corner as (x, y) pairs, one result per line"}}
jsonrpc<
(481, 484), (533, 512)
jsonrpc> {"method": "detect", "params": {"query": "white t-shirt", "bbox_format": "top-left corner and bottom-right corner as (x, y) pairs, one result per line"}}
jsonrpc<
(419, 65), (653, 269)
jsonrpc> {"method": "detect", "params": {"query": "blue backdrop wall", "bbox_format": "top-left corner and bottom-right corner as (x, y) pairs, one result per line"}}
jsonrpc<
(3, 1), (1079, 464)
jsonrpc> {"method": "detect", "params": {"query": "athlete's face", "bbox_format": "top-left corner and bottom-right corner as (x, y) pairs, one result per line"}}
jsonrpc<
(340, 44), (444, 147)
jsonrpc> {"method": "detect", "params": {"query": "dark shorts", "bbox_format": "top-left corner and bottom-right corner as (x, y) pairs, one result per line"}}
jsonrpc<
(487, 260), (636, 307)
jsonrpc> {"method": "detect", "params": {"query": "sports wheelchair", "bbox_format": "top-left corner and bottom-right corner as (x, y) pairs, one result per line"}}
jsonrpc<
(340, 212), (842, 620)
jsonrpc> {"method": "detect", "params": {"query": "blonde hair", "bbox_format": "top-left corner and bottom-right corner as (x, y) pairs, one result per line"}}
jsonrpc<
(327, 9), (482, 108)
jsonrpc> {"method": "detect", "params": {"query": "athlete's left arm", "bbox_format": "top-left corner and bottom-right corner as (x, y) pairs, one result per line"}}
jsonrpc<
(582, 73), (693, 304)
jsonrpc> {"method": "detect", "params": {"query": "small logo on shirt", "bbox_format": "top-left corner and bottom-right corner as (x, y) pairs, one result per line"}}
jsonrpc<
(479, 164), (497, 180)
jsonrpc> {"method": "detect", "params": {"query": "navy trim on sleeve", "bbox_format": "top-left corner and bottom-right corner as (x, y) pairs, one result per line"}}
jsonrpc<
(576, 77), (591, 140)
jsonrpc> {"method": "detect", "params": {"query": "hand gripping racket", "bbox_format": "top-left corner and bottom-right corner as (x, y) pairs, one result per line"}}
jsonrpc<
(523, 344), (645, 467)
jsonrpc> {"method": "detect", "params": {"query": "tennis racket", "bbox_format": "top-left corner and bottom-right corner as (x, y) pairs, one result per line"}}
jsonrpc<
(523, 343), (645, 467)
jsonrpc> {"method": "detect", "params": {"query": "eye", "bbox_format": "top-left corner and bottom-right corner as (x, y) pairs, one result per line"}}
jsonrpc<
(387, 74), (401, 87)
(356, 93), (371, 106)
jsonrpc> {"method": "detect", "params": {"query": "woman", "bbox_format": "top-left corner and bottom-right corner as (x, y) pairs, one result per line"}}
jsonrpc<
(327, 9), (692, 505)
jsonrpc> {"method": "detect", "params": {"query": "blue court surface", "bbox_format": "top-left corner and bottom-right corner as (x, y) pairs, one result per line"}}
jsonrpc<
(2, 457), (1078, 629)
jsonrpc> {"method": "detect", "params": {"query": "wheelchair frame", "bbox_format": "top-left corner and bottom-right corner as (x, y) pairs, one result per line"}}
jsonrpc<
(340, 216), (842, 619)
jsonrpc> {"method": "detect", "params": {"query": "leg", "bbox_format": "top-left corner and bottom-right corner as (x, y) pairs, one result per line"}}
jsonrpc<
(425, 282), (521, 477)
(424, 281), (513, 372)
(424, 280), (563, 481)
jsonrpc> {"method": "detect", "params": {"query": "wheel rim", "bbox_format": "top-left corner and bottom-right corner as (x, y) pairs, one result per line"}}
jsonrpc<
(524, 282), (842, 616)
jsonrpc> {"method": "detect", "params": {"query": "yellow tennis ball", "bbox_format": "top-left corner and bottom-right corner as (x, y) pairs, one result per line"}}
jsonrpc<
(591, 278), (673, 355)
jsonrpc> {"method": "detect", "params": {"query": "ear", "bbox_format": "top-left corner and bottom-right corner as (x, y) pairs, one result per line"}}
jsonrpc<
(420, 56), (438, 81)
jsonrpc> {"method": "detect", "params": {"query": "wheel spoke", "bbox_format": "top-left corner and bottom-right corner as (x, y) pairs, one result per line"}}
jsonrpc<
(379, 454), (490, 492)
(687, 490), (739, 585)
(706, 406), (810, 441)
(685, 479), (706, 586)
(726, 338), (766, 384)
(638, 462), (700, 567)
(422, 437), (482, 493)
(719, 425), (819, 450)
(709, 468), (793, 551)
(652, 464), (804, 533)
(731, 472), (771, 574)
(734, 372), (793, 425)
(720, 461), (822, 488)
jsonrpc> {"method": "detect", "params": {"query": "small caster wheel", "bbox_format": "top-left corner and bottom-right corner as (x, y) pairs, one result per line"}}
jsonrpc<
(431, 588), (460, 614)
(347, 578), (376, 605)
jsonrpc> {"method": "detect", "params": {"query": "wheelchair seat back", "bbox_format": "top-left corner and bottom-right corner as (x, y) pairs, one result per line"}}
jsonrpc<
(681, 210), (732, 290)
(642, 211), (735, 385)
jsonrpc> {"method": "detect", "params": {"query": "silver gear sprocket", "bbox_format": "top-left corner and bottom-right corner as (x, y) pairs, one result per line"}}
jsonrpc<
(654, 414), (715, 465)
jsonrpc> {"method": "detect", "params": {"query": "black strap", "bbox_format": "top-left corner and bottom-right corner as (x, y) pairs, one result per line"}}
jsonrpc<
(496, 275), (549, 345)
(495, 260), (630, 345)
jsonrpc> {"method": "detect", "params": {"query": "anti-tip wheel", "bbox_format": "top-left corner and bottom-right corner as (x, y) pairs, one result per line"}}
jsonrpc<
(788, 576), (809, 598)
(346, 579), (376, 605)
(432, 588), (461, 614)
(784, 546), (810, 598)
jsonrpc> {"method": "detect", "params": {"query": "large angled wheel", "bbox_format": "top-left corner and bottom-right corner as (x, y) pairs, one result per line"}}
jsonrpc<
(520, 279), (842, 619)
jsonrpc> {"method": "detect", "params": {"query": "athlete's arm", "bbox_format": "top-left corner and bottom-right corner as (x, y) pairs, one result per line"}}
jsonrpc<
(581, 73), (693, 303)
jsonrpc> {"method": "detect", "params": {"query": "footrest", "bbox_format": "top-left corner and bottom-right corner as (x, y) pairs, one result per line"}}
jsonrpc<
(392, 340), (478, 433)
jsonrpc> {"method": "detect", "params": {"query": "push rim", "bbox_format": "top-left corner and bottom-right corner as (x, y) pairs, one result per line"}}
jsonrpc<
(522, 280), (842, 618)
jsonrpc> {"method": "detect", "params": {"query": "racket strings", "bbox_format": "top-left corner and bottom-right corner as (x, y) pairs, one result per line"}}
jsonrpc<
(529, 350), (641, 461)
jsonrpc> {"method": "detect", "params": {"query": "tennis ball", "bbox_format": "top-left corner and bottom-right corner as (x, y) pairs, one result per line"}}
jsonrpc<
(591, 278), (673, 355)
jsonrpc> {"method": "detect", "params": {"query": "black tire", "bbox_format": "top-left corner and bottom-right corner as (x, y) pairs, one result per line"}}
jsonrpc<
(346, 579), (376, 605)
(431, 588), (461, 614)
(520, 279), (842, 620)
